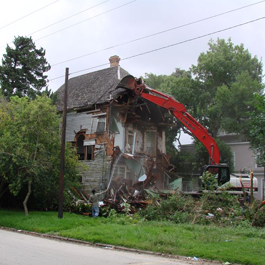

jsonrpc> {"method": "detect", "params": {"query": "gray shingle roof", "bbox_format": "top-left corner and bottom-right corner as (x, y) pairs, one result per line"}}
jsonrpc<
(56, 66), (129, 111)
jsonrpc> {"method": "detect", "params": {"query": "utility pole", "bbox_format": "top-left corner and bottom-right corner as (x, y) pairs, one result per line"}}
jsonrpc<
(58, 68), (69, 219)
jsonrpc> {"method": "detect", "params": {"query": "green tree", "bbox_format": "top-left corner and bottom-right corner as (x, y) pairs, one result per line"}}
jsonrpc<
(0, 36), (51, 100)
(144, 73), (168, 90)
(0, 95), (80, 215)
(249, 93), (265, 167)
(193, 139), (234, 172)
(155, 39), (263, 138)
(172, 138), (234, 175)
(191, 38), (263, 137)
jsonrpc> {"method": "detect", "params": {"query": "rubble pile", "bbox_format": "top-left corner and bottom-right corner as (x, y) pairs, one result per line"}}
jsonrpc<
(103, 175), (166, 213)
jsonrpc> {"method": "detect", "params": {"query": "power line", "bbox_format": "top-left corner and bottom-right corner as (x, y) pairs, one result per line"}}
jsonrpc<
(50, 62), (110, 81)
(0, 0), (135, 49)
(0, 0), (112, 49)
(49, 15), (265, 82)
(51, 0), (265, 67)
(35, 0), (136, 42)
(0, 0), (59, 30)
(27, 0), (110, 37)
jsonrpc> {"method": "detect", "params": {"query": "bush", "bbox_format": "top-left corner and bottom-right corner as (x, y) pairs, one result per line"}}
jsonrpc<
(67, 202), (92, 215)
(140, 192), (195, 223)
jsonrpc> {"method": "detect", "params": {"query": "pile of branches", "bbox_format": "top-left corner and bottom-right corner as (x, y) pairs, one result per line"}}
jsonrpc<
(139, 191), (265, 227)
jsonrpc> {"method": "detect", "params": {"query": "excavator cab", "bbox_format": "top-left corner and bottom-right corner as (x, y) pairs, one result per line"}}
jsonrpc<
(203, 165), (230, 186)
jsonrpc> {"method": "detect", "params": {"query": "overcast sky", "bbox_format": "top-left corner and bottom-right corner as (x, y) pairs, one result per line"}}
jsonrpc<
(1, 0), (265, 144)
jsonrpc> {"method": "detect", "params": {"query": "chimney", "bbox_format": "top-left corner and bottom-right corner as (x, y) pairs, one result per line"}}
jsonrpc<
(109, 55), (120, 67)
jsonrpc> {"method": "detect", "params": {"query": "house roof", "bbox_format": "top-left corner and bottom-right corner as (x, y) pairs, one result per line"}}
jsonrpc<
(56, 66), (129, 111)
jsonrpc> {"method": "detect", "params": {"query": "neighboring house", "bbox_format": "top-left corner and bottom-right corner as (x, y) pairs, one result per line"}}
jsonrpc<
(218, 132), (264, 201)
(181, 132), (265, 200)
(56, 56), (173, 195)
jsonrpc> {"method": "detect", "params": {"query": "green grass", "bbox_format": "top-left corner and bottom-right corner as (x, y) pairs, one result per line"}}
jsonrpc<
(0, 209), (264, 265)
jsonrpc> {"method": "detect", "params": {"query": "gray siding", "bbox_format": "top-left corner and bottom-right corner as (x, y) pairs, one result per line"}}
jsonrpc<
(79, 150), (111, 194)
(66, 112), (93, 142)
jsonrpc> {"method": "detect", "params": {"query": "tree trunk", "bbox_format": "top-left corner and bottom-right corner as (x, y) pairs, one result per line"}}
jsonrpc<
(23, 180), (32, 216)
(212, 116), (221, 138)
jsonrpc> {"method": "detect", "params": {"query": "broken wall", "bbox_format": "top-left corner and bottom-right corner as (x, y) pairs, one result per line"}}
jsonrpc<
(79, 149), (111, 193)
(64, 107), (113, 194)
(64, 98), (173, 196)
(110, 104), (170, 190)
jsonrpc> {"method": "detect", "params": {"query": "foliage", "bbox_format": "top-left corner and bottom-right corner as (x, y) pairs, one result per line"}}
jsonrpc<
(159, 38), (264, 138)
(199, 171), (218, 191)
(140, 191), (264, 228)
(173, 138), (234, 175)
(0, 95), (80, 214)
(251, 204), (265, 227)
(146, 39), (264, 138)
(143, 73), (168, 90)
(191, 38), (263, 137)
(0, 36), (51, 100)
(139, 193), (194, 223)
(68, 202), (92, 215)
(194, 138), (234, 172)
(249, 93), (265, 167)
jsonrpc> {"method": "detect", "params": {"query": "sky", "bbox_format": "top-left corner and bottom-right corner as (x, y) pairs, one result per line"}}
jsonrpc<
(1, 0), (265, 144)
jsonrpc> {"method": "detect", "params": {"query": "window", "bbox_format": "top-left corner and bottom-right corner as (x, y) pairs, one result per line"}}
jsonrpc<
(96, 117), (106, 133)
(76, 135), (94, 160)
(77, 135), (85, 160)
(126, 130), (136, 154)
(86, 145), (94, 160)
(114, 166), (127, 179)
(144, 130), (156, 156)
(91, 113), (106, 134)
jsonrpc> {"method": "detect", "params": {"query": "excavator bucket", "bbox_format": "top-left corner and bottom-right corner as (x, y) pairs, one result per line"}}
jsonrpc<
(116, 75), (137, 91)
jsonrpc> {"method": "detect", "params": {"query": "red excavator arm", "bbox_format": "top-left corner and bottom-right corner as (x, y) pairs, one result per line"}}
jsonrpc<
(117, 75), (220, 165)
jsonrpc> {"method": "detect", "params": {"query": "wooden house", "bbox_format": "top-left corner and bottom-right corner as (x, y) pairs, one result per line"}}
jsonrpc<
(56, 56), (174, 195)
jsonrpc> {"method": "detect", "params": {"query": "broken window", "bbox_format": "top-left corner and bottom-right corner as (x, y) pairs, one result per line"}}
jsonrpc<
(126, 130), (136, 154)
(84, 139), (95, 160)
(90, 113), (106, 134)
(77, 136), (95, 161)
(86, 145), (94, 160)
(145, 130), (156, 156)
(77, 135), (85, 160)
(109, 115), (120, 133)
(96, 117), (106, 133)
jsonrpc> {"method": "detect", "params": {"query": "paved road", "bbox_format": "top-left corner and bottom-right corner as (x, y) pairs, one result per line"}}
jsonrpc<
(0, 229), (219, 265)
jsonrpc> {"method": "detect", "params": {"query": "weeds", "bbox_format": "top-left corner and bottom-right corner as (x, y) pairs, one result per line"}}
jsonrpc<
(140, 191), (265, 227)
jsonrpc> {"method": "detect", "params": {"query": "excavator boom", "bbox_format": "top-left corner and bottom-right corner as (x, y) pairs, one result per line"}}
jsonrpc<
(117, 75), (220, 165)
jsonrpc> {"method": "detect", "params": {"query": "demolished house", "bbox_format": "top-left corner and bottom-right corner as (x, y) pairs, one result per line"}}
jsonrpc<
(56, 56), (176, 206)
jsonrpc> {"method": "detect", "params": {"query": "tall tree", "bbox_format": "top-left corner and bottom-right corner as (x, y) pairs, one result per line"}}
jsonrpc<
(0, 95), (80, 215)
(0, 36), (51, 100)
(153, 38), (263, 139)
(191, 38), (263, 137)
(144, 73), (169, 90)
